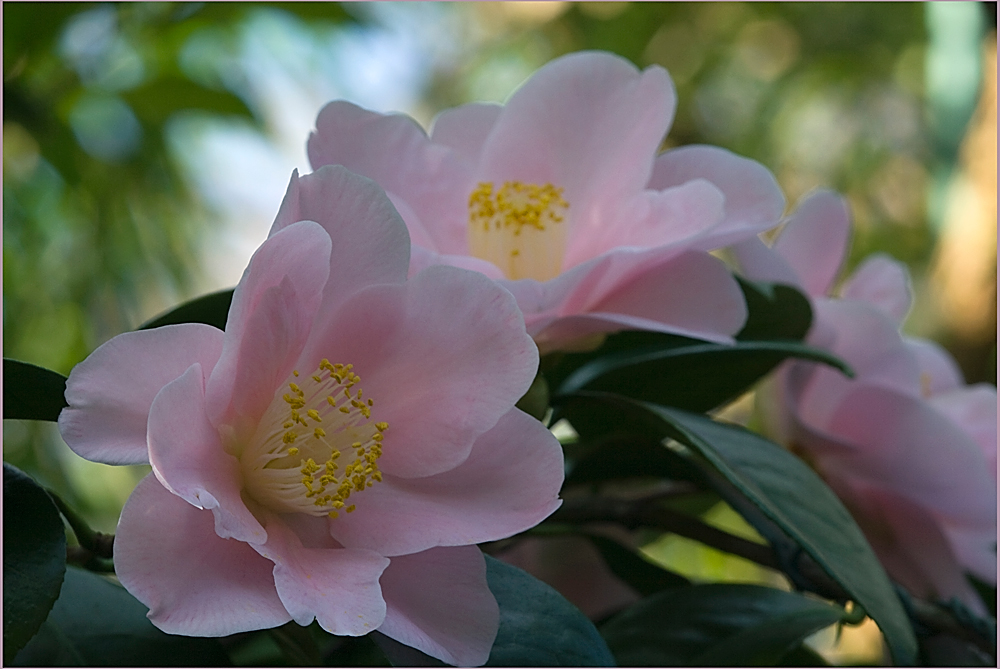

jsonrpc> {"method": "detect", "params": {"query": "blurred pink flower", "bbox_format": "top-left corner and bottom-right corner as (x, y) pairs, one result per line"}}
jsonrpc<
(308, 51), (786, 353)
(58, 166), (564, 666)
(734, 190), (997, 611)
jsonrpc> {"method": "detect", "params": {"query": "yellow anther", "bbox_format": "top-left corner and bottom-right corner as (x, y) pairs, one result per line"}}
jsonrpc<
(375, 422), (388, 432)
(339, 406), (350, 414)
(312, 374), (322, 383)
(307, 409), (321, 422)
(346, 505), (356, 513)
(314, 427), (326, 439)
(328, 510), (338, 518)
(289, 383), (301, 394)
(292, 370), (299, 377)
(283, 431), (297, 444)
(288, 447), (299, 456)
(327, 396), (336, 406)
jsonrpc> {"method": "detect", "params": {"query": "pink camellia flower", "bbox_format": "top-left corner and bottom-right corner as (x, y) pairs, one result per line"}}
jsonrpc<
(734, 190), (997, 611)
(307, 50), (786, 353)
(58, 165), (564, 666)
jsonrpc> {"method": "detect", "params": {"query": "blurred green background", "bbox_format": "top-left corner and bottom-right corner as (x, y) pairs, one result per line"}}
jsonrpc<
(3, 5), (996, 654)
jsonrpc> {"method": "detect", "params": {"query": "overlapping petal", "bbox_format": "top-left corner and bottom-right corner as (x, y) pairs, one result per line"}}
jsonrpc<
(299, 264), (538, 478)
(205, 221), (331, 433)
(253, 520), (389, 636)
(115, 475), (291, 636)
(59, 323), (223, 465)
(377, 546), (499, 667)
(329, 408), (563, 556)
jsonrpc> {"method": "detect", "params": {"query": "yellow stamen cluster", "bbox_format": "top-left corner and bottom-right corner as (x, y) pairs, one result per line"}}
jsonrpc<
(241, 359), (386, 519)
(467, 181), (569, 281)
(469, 181), (568, 236)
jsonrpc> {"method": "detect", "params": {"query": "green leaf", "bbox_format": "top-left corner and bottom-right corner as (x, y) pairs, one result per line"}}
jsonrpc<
(485, 555), (615, 666)
(3, 359), (69, 422)
(138, 288), (234, 331)
(601, 583), (846, 666)
(12, 567), (231, 667)
(735, 278), (813, 342)
(628, 402), (917, 665)
(587, 536), (690, 597)
(121, 78), (255, 127)
(555, 339), (851, 413)
(3, 463), (67, 664)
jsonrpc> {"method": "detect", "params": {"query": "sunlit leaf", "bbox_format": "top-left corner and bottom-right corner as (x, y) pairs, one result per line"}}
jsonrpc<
(587, 535), (690, 598)
(3, 463), (67, 664)
(3, 359), (69, 422)
(601, 583), (846, 666)
(620, 401), (917, 665)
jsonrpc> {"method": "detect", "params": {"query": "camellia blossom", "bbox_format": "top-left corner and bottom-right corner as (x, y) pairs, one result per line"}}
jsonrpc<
(307, 50), (786, 352)
(58, 165), (564, 666)
(734, 190), (997, 611)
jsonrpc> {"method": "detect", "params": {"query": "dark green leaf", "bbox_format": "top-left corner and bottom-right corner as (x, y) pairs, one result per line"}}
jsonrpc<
(735, 278), (813, 342)
(3, 359), (69, 422)
(3, 463), (67, 664)
(485, 554), (615, 666)
(630, 402), (917, 665)
(587, 535), (690, 597)
(138, 288), (234, 331)
(13, 567), (231, 666)
(601, 583), (846, 666)
(121, 78), (255, 127)
(555, 339), (851, 413)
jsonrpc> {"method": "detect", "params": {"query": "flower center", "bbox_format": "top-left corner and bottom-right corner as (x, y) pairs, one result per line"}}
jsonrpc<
(241, 359), (386, 518)
(467, 181), (569, 281)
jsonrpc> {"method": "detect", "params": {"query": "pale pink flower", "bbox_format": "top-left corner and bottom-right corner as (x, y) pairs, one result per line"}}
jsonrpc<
(307, 51), (786, 352)
(734, 190), (997, 611)
(58, 166), (564, 666)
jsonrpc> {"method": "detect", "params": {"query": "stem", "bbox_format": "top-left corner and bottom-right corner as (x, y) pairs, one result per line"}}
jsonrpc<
(549, 495), (782, 572)
(46, 488), (115, 559)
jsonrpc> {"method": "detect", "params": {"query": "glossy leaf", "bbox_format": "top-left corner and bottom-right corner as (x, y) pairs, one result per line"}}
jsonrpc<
(3, 463), (67, 664)
(587, 535), (690, 597)
(138, 288), (234, 331)
(555, 339), (851, 413)
(12, 567), (231, 667)
(601, 583), (846, 666)
(485, 555), (616, 667)
(735, 278), (813, 342)
(629, 402), (917, 665)
(3, 359), (69, 422)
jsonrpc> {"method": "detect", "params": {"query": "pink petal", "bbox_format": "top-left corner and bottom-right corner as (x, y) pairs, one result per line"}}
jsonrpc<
(148, 363), (266, 544)
(329, 408), (563, 556)
(477, 52), (674, 233)
(409, 244), (505, 281)
(929, 385), (998, 475)
(59, 324), (223, 465)
(271, 166), (411, 296)
(429, 102), (502, 165)
(823, 384), (996, 528)
(942, 523), (998, 587)
(299, 265), (538, 478)
(730, 237), (802, 288)
(839, 254), (912, 325)
(648, 145), (786, 249)
(773, 190), (851, 297)
(837, 481), (987, 613)
(564, 179), (724, 268)
(496, 536), (640, 620)
(116, 474), (290, 636)
(251, 519), (389, 636)
(205, 221), (331, 434)
(307, 101), (472, 255)
(587, 249), (747, 342)
(377, 546), (499, 667)
(904, 337), (965, 395)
